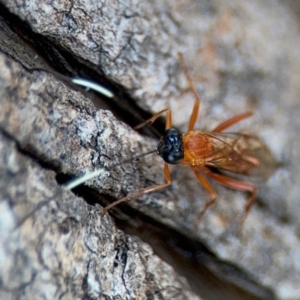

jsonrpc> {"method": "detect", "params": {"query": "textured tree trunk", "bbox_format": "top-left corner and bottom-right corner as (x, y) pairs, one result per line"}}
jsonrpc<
(0, 1), (299, 299)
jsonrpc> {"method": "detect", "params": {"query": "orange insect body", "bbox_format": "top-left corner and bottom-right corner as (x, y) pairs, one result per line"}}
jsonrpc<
(182, 131), (214, 165)
(102, 54), (268, 228)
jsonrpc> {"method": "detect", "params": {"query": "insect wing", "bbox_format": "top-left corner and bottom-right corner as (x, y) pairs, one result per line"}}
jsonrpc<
(203, 132), (275, 177)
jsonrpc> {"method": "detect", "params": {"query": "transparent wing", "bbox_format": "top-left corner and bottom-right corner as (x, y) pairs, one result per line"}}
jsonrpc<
(202, 132), (276, 178)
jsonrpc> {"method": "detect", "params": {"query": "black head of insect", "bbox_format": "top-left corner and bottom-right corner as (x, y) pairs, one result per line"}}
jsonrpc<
(157, 128), (184, 164)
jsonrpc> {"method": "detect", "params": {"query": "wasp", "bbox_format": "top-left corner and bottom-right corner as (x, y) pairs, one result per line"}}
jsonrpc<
(100, 54), (270, 229)
(61, 54), (271, 228)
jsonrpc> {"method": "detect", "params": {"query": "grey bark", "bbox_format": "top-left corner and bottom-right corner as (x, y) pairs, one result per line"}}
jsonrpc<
(0, 0), (300, 299)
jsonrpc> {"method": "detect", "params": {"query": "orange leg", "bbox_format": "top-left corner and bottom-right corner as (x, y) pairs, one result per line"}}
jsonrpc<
(190, 167), (217, 227)
(178, 52), (200, 132)
(203, 167), (257, 228)
(134, 108), (172, 130)
(212, 111), (253, 133)
(103, 107), (174, 213)
(135, 53), (201, 133)
(102, 162), (172, 214)
(180, 50), (253, 134)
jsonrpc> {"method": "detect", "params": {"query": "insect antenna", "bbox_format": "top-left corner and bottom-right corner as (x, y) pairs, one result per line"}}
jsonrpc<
(64, 149), (157, 190)
(13, 149), (157, 230)
(25, 69), (163, 213)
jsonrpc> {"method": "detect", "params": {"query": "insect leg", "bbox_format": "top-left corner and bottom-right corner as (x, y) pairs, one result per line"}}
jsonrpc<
(178, 52), (200, 132)
(212, 112), (253, 133)
(103, 96), (174, 213)
(190, 167), (217, 227)
(134, 109), (172, 130)
(203, 167), (257, 228)
(102, 162), (172, 214)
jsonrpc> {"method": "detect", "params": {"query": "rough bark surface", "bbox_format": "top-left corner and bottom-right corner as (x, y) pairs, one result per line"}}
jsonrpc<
(0, 0), (300, 300)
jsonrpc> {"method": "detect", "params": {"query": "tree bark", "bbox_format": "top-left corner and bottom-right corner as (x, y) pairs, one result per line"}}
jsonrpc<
(0, 0), (300, 299)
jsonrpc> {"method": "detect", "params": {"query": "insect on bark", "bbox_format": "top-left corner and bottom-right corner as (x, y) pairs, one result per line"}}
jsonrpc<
(64, 54), (273, 229)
